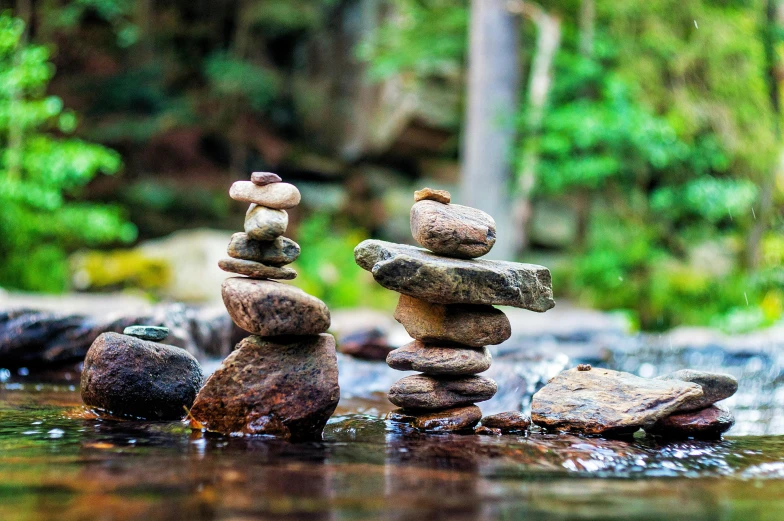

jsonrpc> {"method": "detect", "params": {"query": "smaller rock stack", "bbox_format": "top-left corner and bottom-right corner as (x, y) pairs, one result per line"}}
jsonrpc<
(189, 173), (340, 440)
(355, 188), (555, 432)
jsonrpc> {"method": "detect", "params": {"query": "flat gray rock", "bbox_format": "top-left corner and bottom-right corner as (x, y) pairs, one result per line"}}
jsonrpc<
(656, 370), (738, 411)
(227, 233), (300, 266)
(354, 240), (554, 311)
(123, 325), (169, 341)
(388, 374), (497, 409)
(218, 257), (297, 280)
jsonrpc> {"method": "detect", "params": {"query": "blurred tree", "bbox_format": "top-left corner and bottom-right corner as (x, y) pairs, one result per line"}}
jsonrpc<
(0, 12), (136, 292)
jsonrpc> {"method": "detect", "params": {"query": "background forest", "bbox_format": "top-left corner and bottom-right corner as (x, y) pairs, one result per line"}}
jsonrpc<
(1, 0), (783, 333)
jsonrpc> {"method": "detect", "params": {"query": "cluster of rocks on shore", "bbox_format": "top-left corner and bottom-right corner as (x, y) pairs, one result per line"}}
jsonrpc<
(355, 188), (555, 433)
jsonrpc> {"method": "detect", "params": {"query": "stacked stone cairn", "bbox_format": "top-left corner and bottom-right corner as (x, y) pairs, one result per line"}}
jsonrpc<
(188, 173), (340, 440)
(354, 188), (555, 433)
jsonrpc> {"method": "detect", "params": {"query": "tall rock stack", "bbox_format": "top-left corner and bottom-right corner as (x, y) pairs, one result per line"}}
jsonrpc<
(189, 173), (340, 440)
(354, 188), (555, 432)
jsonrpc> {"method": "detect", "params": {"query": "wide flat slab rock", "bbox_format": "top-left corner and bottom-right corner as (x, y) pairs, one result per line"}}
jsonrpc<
(354, 240), (554, 311)
(531, 368), (704, 436)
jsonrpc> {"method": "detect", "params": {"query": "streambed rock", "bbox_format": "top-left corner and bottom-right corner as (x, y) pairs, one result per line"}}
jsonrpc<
(222, 278), (330, 336)
(411, 201), (496, 258)
(81, 332), (203, 420)
(394, 295), (510, 347)
(354, 240), (554, 311)
(227, 233), (300, 266)
(656, 370), (738, 411)
(531, 368), (704, 436)
(386, 341), (491, 375)
(244, 204), (288, 241)
(388, 374), (497, 409)
(646, 404), (735, 439)
(480, 411), (531, 433)
(190, 334), (339, 439)
(218, 258), (297, 280)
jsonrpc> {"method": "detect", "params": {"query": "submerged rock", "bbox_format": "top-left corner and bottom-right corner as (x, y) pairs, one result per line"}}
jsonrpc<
(413, 405), (482, 432)
(394, 295), (510, 347)
(218, 258), (297, 280)
(190, 334), (340, 439)
(656, 369), (738, 411)
(244, 204), (288, 241)
(414, 187), (451, 204)
(222, 278), (330, 336)
(227, 233), (300, 266)
(81, 332), (203, 420)
(388, 374), (497, 409)
(230, 181), (301, 209)
(531, 368), (704, 436)
(410, 201), (496, 258)
(354, 240), (554, 311)
(480, 411), (531, 433)
(646, 404), (735, 439)
(386, 341), (491, 375)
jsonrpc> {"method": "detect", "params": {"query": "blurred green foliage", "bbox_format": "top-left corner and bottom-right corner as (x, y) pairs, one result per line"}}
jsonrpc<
(0, 13), (135, 292)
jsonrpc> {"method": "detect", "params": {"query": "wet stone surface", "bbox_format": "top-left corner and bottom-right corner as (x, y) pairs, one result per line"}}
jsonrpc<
(481, 411), (531, 432)
(647, 404), (735, 439)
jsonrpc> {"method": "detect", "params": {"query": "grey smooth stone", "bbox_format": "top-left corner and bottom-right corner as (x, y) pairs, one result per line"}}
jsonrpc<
(656, 370), (738, 411)
(123, 325), (169, 341)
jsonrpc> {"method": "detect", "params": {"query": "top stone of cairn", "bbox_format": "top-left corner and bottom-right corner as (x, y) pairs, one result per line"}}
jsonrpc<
(411, 200), (496, 259)
(414, 187), (451, 204)
(251, 171), (282, 186)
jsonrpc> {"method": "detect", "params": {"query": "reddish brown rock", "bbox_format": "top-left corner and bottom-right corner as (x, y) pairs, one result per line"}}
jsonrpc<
(388, 374), (497, 410)
(227, 233), (300, 266)
(81, 332), (203, 420)
(393, 295), (510, 347)
(474, 425), (502, 435)
(531, 368), (705, 436)
(646, 404), (735, 439)
(190, 334), (340, 440)
(480, 411), (531, 432)
(386, 341), (491, 375)
(222, 278), (330, 336)
(386, 406), (482, 432)
(414, 187), (451, 204)
(411, 200), (496, 259)
(218, 258), (297, 280)
(250, 171), (282, 186)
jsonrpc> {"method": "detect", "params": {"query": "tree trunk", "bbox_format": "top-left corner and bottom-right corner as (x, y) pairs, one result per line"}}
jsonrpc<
(461, 0), (521, 260)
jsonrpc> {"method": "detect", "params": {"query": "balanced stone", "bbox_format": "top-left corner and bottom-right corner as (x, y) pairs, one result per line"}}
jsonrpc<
(531, 368), (704, 436)
(218, 257), (297, 280)
(227, 233), (300, 266)
(222, 277), (330, 336)
(411, 201), (496, 259)
(414, 187), (451, 204)
(245, 204), (288, 241)
(386, 341), (491, 375)
(251, 171), (282, 186)
(123, 325), (169, 342)
(230, 181), (301, 209)
(354, 240), (554, 311)
(646, 404), (734, 439)
(81, 332), (203, 420)
(388, 374), (497, 409)
(656, 370), (738, 411)
(190, 334), (339, 440)
(394, 295), (510, 347)
(480, 411), (531, 433)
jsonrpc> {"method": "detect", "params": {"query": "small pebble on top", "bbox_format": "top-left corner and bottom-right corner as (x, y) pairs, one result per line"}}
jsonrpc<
(251, 171), (282, 186)
(123, 325), (169, 342)
(414, 187), (451, 204)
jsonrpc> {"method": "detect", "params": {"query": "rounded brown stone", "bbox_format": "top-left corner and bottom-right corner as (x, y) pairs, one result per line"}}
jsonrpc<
(414, 187), (451, 204)
(474, 425), (502, 436)
(81, 332), (203, 420)
(230, 181), (301, 209)
(393, 295), (510, 347)
(410, 200), (496, 259)
(388, 374), (497, 410)
(250, 171), (282, 186)
(412, 405), (482, 432)
(646, 404), (735, 439)
(218, 258), (297, 280)
(244, 204), (288, 241)
(221, 277), (330, 336)
(480, 411), (531, 432)
(386, 341), (491, 375)
(190, 334), (339, 440)
(227, 233), (300, 266)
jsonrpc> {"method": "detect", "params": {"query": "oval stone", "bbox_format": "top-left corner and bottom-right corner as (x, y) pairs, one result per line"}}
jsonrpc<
(388, 374), (497, 410)
(221, 277), (330, 336)
(410, 201), (496, 259)
(646, 404), (735, 439)
(386, 341), (491, 375)
(230, 181), (301, 209)
(218, 257), (297, 280)
(227, 233), (300, 266)
(250, 171), (282, 186)
(480, 411), (531, 432)
(412, 405), (482, 432)
(245, 204), (288, 241)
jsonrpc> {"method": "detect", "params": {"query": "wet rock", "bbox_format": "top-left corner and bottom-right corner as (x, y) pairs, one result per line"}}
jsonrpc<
(531, 368), (704, 436)
(388, 374), (497, 409)
(122, 325), (169, 342)
(474, 425), (502, 435)
(230, 181), (301, 209)
(190, 334), (340, 440)
(81, 332), (203, 420)
(250, 171), (282, 186)
(387, 408), (417, 423)
(394, 295), (510, 347)
(412, 405), (482, 432)
(414, 187), (451, 204)
(386, 341), (491, 375)
(338, 327), (395, 361)
(480, 411), (531, 433)
(218, 258), (297, 280)
(227, 233), (300, 266)
(354, 240), (554, 311)
(221, 278), (330, 336)
(646, 404), (735, 439)
(244, 204), (288, 241)
(656, 369), (738, 411)
(410, 201), (496, 258)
